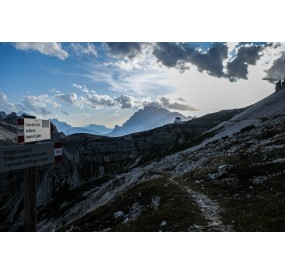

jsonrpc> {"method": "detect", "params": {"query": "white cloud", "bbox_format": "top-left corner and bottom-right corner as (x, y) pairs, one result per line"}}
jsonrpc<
(14, 42), (68, 60)
(0, 92), (63, 118)
(108, 43), (161, 71)
(23, 94), (61, 108)
(227, 42), (239, 56)
(0, 92), (16, 113)
(259, 43), (285, 68)
(70, 43), (98, 57)
(87, 66), (174, 97)
(158, 96), (199, 111)
(54, 93), (85, 108)
(115, 95), (136, 109)
(71, 84), (150, 110)
(20, 94), (61, 117)
(71, 84), (198, 112)
(84, 92), (115, 109)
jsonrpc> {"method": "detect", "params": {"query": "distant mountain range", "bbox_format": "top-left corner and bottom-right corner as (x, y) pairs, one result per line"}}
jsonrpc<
(50, 119), (112, 136)
(0, 106), (190, 137)
(108, 106), (191, 137)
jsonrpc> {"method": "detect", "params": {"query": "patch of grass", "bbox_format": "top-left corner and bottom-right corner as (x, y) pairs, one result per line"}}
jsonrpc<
(183, 167), (285, 231)
(58, 176), (208, 232)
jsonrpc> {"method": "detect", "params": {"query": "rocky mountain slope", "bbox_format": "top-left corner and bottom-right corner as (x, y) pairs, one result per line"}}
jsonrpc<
(108, 105), (190, 137)
(1, 88), (284, 231)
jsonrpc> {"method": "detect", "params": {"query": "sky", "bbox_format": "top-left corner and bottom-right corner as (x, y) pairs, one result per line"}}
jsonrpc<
(1, 0), (285, 273)
(1, 42), (285, 128)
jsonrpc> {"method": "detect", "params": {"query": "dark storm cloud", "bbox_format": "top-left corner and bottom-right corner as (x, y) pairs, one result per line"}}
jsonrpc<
(106, 42), (144, 59)
(152, 43), (190, 67)
(106, 42), (269, 82)
(226, 44), (264, 81)
(263, 54), (285, 83)
(152, 43), (273, 82)
(189, 43), (228, 77)
(153, 42), (228, 77)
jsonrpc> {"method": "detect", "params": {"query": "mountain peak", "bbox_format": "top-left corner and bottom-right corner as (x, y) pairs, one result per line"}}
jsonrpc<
(108, 106), (191, 137)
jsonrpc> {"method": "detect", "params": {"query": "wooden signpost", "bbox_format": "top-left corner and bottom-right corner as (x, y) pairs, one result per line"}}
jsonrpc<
(0, 118), (62, 232)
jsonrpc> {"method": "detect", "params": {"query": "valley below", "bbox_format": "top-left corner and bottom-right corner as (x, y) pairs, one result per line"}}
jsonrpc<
(1, 90), (285, 232)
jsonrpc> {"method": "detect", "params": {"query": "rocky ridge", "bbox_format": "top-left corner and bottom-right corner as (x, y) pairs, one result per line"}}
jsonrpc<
(1, 89), (285, 231)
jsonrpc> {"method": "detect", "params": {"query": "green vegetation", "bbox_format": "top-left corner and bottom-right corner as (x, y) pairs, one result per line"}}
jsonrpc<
(180, 144), (285, 232)
(58, 176), (208, 232)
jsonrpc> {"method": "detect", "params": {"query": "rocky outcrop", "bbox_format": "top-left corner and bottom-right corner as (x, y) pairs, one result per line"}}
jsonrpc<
(0, 108), (243, 231)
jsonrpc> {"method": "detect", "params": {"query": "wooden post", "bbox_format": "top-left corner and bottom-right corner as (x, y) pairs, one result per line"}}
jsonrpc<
(24, 166), (38, 232)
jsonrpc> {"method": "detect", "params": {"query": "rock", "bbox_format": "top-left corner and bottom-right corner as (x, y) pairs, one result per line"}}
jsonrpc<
(123, 202), (145, 223)
(114, 211), (125, 220)
(151, 196), (161, 209)
(218, 164), (233, 174)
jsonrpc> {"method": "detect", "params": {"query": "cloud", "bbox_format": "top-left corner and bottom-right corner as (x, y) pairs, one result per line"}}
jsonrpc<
(71, 84), (148, 110)
(14, 42), (68, 60)
(0, 92), (16, 113)
(106, 42), (144, 59)
(39, 107), (52, 116)
(70, 43), (98, 57)
(69, 84), (198, 111)
(105, 43), (161, 72)
(84, 91), (116, 109)
(0, 92), (60, 118)
(263, 53), (285, 83)
(190, 43), (228, 77)
(115, 95), (136, 109)
(227, 42), (240, 58)
(152, 42), (273, 82)
(62, 111), (70, 115)
(143, 96), (198, 112)
(177, 97), (186, 102)
(54, 93), (85, 108)
(226, 44), (264, 81)
(153, 42), (228, 77)
(72, 85), (115, 108)
(21, 94), (60, 117)
(158, 96), (199, 111)
(153, 43), (189, 68)
(22, 94), (60, 108)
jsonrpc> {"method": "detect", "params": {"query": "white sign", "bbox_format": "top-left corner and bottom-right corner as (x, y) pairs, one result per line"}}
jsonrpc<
(0, 142), (60, 173)
(18, 118), (51, 143)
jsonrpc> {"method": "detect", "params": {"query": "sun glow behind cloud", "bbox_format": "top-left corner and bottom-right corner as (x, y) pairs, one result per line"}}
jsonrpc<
(0, 42), (284, 127)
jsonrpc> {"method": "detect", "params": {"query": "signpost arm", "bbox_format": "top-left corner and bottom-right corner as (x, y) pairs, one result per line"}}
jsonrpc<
(24, 166), (37, 232)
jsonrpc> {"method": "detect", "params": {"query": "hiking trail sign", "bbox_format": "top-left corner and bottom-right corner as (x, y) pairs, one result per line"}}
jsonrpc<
(1, 117), (62, 231)
(18, 118), (51, 143)
(0, 142), (62, 173)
